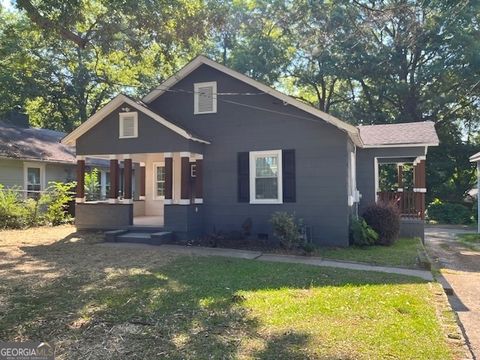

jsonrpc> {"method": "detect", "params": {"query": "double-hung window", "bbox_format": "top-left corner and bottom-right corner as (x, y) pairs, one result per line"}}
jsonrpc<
(154, 162), (166, 200)
(249, 150), (282, 204)
(24, 163), (45, 199)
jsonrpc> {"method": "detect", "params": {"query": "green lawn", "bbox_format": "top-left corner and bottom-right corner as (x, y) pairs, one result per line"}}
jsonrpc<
(317, 238), (424, 268)
(456, 233), (480, 250)
(0, 226), (462, 359)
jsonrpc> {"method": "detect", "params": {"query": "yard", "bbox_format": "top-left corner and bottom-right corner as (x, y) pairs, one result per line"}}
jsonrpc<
(0, 226), (465, 359)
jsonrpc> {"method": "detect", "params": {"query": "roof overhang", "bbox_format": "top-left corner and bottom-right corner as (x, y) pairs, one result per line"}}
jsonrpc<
(61, 94), (210, 146)
(470, 152), (480, 162)
(362, 142), (439, 149)
(142, 55), (363, 147)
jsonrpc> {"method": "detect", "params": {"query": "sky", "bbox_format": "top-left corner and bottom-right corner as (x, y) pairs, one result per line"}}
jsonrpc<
(1, 0), (13, 11)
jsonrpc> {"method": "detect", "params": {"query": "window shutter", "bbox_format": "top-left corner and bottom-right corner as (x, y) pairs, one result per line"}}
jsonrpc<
(197, 86), (214, 113)
(238, 152), (250, 202)
(282, 149), (296, 202)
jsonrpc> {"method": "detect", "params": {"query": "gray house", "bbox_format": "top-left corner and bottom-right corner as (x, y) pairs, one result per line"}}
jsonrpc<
(0, 111), (77, 197)
(0, 111), (108, 199)
(62, 56), (439, 246)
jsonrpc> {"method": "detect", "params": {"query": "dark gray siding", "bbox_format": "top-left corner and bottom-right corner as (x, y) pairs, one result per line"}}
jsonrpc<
(149, 65), (351, 246)
(76, 103), (204, 155)
(356, 146), (426, 213)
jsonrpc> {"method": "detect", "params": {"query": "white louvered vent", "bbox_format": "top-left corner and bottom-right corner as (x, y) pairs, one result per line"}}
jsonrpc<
(119, 112), (138, 138)
(194, 82), (217, 114)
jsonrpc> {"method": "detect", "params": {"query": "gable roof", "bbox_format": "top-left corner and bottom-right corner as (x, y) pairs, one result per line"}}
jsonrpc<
(470, 151), (480, 162)
(358, 121), (439, 148)
(61, 94), (210, 146)
(142, 55), (363, 146)
(0, 121), (76, 163)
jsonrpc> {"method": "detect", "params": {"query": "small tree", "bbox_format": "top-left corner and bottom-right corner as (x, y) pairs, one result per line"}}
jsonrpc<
(84, 168), (100, 201)
(270, 212), (304, 249)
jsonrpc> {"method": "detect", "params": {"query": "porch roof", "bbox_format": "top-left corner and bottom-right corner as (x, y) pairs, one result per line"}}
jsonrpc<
(358, 121), (439, 148)
(61, 94), (210, 146)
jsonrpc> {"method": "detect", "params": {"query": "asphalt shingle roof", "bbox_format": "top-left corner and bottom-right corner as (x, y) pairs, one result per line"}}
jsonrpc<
(0, 121), (76, 163)
(358, 121), (439, 146)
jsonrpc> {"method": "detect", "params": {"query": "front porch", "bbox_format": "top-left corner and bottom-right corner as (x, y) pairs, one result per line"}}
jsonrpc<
(75, 151), (204, 238)
(375, 156), (427, 239)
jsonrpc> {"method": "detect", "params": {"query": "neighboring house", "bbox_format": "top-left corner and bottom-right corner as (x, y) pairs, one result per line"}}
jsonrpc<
(0, 110), (107, 198)
(62, 56), (439, 246)
(470, 151), (480, 233)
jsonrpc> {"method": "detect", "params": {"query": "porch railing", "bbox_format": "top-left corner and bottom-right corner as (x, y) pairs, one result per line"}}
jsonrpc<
(377, 191), (424, 220)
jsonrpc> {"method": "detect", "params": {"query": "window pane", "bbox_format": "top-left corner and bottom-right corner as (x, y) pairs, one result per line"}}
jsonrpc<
(156, 166), (165, 181)
(156, 166), (165, 197)
(256, 156), (278, 177)
(255, 178), (277, 199)
(27, 168), (41, 185)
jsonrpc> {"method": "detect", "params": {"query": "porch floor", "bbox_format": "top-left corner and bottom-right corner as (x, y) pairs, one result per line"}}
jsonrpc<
(133, 216), (164, 227)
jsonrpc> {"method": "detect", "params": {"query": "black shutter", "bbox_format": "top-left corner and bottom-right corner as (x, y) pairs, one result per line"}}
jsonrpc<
(282, 149), (296, 202)
(238, 152), (250, 202)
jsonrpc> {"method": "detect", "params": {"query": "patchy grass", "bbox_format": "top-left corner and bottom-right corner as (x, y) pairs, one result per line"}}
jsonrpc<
(0, 227), (464, 359)
(456, 233), (480, 251)
(317, 238), (424, 268)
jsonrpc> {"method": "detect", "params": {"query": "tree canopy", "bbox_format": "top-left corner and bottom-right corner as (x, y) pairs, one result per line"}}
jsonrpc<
(1, 0), (479, 206)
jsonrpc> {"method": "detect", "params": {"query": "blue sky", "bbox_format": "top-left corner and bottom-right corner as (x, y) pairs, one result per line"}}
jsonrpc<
(1, 0), (13, 10)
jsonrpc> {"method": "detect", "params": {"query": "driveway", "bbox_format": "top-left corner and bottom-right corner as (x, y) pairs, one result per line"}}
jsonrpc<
(425, 226), (480, 359)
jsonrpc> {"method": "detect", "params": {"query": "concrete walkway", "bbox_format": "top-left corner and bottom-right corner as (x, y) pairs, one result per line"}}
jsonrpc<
(99, 242), (434, 281)
(425, 226), (480, 359)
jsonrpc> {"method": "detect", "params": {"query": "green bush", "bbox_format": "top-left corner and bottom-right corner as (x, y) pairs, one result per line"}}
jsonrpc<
(270, 211), (304, 249)
(0, 182), (75, 229)
(362, 201), (400, 246)
(427, 198), (473, 224)
(350, 217), (379, 246)
(40, 182), (75, 226)
(0, 185), (30, 229)
(85, 168), (100, 201)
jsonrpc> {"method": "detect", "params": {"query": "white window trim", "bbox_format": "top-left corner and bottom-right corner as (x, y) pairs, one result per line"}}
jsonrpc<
(119, 112), (138, 139)
(23, 162), (46, 194)
(249, 150), (283, 204)
(153, 162), (165, 200)
(194, 81), (217, 114)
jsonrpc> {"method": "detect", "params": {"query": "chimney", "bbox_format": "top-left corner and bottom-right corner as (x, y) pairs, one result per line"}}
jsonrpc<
(1, 106), (29, 128)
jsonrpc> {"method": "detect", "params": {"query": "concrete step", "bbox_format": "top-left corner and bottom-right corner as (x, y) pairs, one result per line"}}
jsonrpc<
(105, 229), (129, 242)
(113, 231), (172, 245)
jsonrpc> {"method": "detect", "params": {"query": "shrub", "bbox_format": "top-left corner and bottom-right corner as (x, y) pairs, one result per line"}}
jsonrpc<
(0, 185), (30, 229)
(349, 217), (379, 246)
(302, 242), (316, 254)
(85, 168), (100, 201)
(362, 201), (400, 246)
(427, 198), (473, 224)
(270, 211), (304, 249)
(40, 182), (75, 226)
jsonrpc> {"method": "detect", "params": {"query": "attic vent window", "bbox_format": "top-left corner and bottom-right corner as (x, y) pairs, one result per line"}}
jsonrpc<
(119, 112), (138, 138)
(194, 81), (217, 114)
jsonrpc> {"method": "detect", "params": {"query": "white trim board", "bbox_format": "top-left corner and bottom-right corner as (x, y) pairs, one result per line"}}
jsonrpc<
(61, 94), (210, 146)
(249, 150), (283, 204)
(142, 55), (363, 147)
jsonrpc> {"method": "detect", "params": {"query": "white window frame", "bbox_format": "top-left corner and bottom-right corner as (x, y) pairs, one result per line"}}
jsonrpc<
(191, 163), (197, 177)
(23, 162), (46, 196)
(194, 81), (217, 114)
(153, 162), (166, 200)
(119, 112), (138, 139)
(249, 150), (283, 204)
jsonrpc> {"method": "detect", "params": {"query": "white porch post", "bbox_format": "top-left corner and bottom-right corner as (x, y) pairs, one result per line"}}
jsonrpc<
(477, 161), (480, 233)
